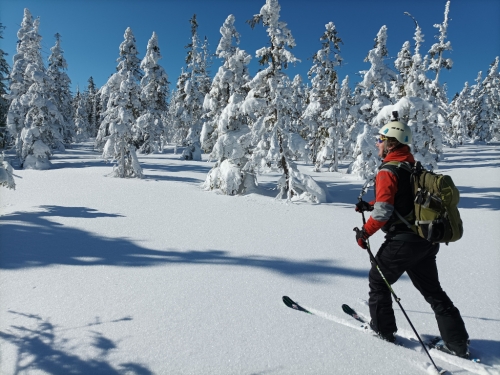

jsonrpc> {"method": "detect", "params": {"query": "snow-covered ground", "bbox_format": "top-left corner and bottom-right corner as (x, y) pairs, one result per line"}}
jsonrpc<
(1, 142), (499, 375)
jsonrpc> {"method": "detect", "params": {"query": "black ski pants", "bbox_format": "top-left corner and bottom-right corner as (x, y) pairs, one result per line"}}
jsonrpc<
(368, 238), (469, 345)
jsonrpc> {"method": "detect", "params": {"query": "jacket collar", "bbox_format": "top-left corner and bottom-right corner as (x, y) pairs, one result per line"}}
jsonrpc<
(383, 145), (415, 163)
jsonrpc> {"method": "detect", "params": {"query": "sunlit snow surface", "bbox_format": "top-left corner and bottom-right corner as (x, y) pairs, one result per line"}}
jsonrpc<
(1, 142), (499, 375)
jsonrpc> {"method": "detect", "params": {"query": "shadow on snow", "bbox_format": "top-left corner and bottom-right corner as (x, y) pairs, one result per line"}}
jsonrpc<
(0, 311), (152, 375)
(457, 186), (500, 210)
(0, 206), (368, 281)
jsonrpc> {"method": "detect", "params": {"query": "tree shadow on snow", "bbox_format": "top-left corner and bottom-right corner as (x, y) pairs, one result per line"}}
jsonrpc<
(438, 161), (500, 170)
(0, 206), (368, 281)
(142, 174), (205, 184)
(50, 158), (109, 170)
(47, 142), (110, 170)
(457, 186), (500, 210)
(0, 311), (152, 375)
(321, 180), (370, 205)
(140, 162), (212, 184)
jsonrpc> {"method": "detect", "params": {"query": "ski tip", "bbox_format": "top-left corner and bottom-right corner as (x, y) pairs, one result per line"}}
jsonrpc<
(342, 304), (355, 315)
(282, 296), (312, 314)
(282, 296), (294, 308)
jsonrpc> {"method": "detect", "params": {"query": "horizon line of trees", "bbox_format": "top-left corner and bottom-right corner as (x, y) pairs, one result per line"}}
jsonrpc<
(1, 1), (499, 201)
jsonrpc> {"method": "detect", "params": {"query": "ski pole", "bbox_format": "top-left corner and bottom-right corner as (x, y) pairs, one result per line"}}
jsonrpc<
(356, 203), (443, 374)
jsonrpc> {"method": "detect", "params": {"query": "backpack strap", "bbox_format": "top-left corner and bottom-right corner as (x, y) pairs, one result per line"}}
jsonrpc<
(394, 209), (413, 229)
(380, 161), (413, 174)
(379, 161), (416, 231)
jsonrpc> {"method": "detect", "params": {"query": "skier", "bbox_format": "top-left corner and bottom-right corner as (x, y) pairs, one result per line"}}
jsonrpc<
(353, 119), (470, 358)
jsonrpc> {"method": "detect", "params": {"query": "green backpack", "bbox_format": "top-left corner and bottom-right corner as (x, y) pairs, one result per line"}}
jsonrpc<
(382, 161), (464, 244)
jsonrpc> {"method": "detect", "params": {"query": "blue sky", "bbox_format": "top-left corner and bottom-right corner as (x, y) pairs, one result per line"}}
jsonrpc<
(1, 0), (499, 99)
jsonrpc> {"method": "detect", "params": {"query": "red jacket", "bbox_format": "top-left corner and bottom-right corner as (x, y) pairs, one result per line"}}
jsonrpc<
(364, 146), (415, 236)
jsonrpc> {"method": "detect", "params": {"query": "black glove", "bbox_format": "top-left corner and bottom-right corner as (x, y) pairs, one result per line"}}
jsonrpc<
(355, 200), (374, 212)
(353, 227), (369, 249)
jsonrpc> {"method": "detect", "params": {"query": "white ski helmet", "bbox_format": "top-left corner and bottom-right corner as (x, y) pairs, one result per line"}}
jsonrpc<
(379, 120), (412, 145)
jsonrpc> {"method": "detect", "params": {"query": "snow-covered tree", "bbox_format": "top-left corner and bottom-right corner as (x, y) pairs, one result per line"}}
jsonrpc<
(136, 31), (169, 154)
(7, 14), (66, 169)
(338, 76), (356, 161)
(6, 9), (35, 158)
(102, 71), (142, 178)
(0, 23), (10, 149)
(97, 28), (143, 178)
(201, 14), (253, 195)
(349, 25), (397, 180)
(84, 76), (99, 137)
(170, 15), (206, 160)
(378, 13), (442, 170)
(288, 74), (307, 137)
(242, 0), (326, 202)
(73, 89), (90, 141)
(302, 22), (343, 171)
(394, 40), (412, 99)
(96, 27), (142, 150)
(200, 15), (237, 155)
(198, 36), (213, 104)
(467, 59), (500, 143)
(166, 68), (188, 148)
(448, 83), (471, 146)
(424, 2), (454, 150)
(428, 0), (453, 84)
(0, 153), (15, 189)
(478, 57), (500, 141)
(47, 33), (74, 145)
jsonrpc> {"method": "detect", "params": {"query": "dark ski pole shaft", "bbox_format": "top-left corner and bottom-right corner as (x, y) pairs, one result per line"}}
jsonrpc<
(356, 200), (443, 374)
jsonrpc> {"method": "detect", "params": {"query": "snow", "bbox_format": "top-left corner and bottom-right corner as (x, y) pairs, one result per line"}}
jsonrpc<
(0, 142), (499, 375)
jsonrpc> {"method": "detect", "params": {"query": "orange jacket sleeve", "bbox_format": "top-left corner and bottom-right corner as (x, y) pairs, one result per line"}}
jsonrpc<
(364, 169), (398, 236)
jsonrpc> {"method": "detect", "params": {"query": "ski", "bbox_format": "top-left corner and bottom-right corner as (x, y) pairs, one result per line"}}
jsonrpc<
(342, 303), (367, 324)
(282, 296), (312, 314)
(283, 297), (490, 374)
(341, 304), (484, 368)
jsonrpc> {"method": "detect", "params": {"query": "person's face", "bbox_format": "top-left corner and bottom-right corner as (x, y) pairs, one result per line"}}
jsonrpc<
(376, 135), (387, 158)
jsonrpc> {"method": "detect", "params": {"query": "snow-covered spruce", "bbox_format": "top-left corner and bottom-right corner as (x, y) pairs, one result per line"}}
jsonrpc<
(302, 21), (343, 172)
(0, 153), (15, 189)
(448, 83), (471, 146)
(337, 76), (356, 162)
(406, 15), (444, 168)
(0, 22), (10, 149)
(428, 0), (453, 85)
(288, 75), (308, 141)
(6, 9), (64, 167)
(84, 77), (100, 138)
(201, 14), (245, 154)
(467, 57), (500, 142)
(425, 2), (452, 153)
(201, 14), (253, 195)
(480, 57), (500, 141)
(242, 0), (325, 203)
(6, 9), (34, 159)
(101, 73), (142, 178)
(73, 89), (90, 142)
(47, 33), (75, 145)
(10, 15), (66, 169)
(136, 31), (169, 154)
(170, 15), (208, 161)
(98, 28), (142, 178)
(348, 25), (396, 180)
(96, 27), (142, 152)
